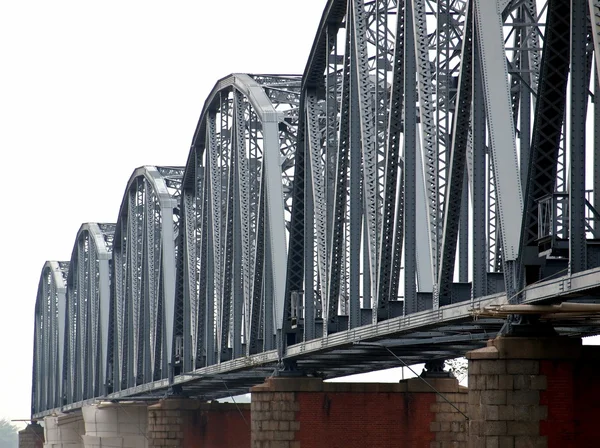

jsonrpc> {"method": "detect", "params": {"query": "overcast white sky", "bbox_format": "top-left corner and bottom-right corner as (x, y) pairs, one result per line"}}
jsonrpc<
(0, 0), (327, 424)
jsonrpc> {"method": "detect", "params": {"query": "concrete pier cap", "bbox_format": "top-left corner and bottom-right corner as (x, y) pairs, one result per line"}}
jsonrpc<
(468, 335), (583, 361)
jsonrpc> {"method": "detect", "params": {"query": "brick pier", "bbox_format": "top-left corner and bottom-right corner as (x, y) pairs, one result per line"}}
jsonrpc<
(250, 376), (467, 448)
(148, 399), (250, 448)
(18, 423), (44, 448)
(467, 336), (600, 447)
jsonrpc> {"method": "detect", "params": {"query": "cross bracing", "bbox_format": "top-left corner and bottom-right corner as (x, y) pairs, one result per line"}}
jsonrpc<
(31, 0), (600, 418)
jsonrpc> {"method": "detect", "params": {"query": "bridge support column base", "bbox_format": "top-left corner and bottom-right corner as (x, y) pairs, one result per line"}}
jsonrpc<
(147, 399), (250, 448)
(466, 336), (600, 447)
(18, 422), (44, 448)
(42, 413), (85, 448)
(81, 404), (147, 448)
(250, 376), (468, 447)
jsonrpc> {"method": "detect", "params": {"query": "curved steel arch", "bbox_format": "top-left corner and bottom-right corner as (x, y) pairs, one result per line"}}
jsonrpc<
(186, 74), (291, 157)
(176, 74), (301, 372)
(63, 223), (114, 404)
(110, 165), (184, 391)
(32, 261), (68, 414)
(302, 0), (346, 91)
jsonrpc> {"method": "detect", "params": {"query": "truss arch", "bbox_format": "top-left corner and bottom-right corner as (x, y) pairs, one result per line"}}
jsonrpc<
(176, 74), (301, 371)
(111, 165), (184, 391)
(63, 223), (114, 403)
(32, 261), (68, 414)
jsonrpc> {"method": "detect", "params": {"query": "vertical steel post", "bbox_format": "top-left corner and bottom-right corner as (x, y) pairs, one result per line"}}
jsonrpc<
(570, 0), (588, 273)
(405, 0), (417, 314)
(472, 30), (487, 298)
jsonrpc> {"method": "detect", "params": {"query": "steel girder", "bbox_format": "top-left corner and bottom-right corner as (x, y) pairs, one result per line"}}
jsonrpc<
(111, 166), (183, 391)
(518, 0), (570, 269)
(416, 0), (469, 303)
(473, 0), (524, 300)
(32, 261), (68, 414)
(437, 0), (474, 305)
(467, 0), (542, 287)
(177, 74), (301, 372)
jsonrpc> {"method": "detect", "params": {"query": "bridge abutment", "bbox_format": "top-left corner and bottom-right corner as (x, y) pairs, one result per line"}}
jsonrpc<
(147, 398), (250, 448)
(43, 413), (85, 448)
(250, 376), (467, 448)
(466, 335), (600, 447)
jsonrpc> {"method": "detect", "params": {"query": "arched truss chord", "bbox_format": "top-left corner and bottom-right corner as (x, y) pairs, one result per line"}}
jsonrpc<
(63, 223), (115, 404)
(32, 261), (68, 414)
(110, 166), (184, 391)
(175, 74), (301, 372)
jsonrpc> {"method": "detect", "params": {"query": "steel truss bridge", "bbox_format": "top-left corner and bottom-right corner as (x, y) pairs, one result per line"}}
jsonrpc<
(32, 0), (600, 418)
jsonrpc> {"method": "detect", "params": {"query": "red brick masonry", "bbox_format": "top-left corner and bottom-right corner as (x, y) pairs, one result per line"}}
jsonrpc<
(18, 423), (44, 448)
(467, 336), (600, 448)
(148, 399), (250, 448)
(539, 346), (600, 448)
(250, 376), (467, 448)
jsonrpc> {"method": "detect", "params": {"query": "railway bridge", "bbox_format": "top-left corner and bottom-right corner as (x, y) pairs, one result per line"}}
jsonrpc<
(27, 0), (600, 446)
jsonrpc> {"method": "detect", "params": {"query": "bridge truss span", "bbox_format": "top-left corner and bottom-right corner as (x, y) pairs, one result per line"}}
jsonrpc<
(110, 166), (184, 393)
(32, 261), (68, 415)
(174, 74), (302, 373)
(64, 223), (114, 403)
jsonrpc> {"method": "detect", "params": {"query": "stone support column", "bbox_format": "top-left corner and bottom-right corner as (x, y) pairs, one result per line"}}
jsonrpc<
(467, 336), (600, 447)
(81, 403), (148, 448)
(43, 413), (85, 448)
